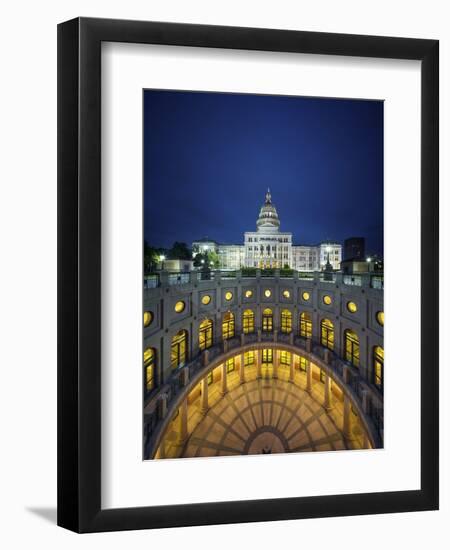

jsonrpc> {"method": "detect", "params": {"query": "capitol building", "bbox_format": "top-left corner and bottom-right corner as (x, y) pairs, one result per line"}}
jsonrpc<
(192, 189), (342, 271)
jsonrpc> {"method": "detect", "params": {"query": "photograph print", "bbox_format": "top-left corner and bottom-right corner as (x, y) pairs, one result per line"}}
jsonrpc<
(143, 90), (384, 460)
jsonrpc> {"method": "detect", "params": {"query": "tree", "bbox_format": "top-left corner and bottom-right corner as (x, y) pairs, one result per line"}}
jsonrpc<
(144, 241), (166, 274)
(168, 241), (192, 260)
(193, 250), (219, 269)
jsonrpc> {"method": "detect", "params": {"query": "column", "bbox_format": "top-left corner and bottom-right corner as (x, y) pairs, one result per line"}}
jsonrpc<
(362, 432), (370, 449)
(200, 376), (209, 415)
(158, 393), (168, 420)
(289, 353), (295, 383)
(361, 389), (370, 415)
(179, 399), (188, 445)
(324, 374), (332, 410)
(343, 365), (351, 384)
(273, 350), (278, 379)
(158, 439), (166, 459)
(256, 349), (262, 379)
(240, 353), (245, 384)
(220, 363), (227, 396)
(306, 361), (312, 393)
(343, 395), (352, 439)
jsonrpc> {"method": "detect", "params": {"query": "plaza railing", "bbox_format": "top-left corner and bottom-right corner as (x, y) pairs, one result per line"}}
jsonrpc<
(144, 269), (384, 289)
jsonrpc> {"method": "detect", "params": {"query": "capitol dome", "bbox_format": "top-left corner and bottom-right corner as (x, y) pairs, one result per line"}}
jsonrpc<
(256, 189), (281, 232)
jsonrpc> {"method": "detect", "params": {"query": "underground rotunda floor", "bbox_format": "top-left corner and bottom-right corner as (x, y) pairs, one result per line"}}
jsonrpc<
(180, 376), (357, 458)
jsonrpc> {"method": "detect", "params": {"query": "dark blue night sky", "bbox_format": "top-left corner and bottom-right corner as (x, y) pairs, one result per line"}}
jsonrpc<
(144, 90), (383, 256)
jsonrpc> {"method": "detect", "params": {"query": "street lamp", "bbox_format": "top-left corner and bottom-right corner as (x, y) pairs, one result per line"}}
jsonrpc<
(159, 255), (165, 270)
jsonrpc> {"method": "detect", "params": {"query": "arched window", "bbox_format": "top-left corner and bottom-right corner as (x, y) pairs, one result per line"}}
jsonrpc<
(344, 329), (360, 367)
(320, 319), (334, 350)
(242, 309), (255, 334)
(222, 311), (235, 340)
(144, 347), (156, 394)
(262, 308), (273, 332)
(281, 309), (292, 333)
(373, 346), (384, 389)
(199, 319), (213, 351)
(300, 312), (312, 339)
(171, 330), (188, 370)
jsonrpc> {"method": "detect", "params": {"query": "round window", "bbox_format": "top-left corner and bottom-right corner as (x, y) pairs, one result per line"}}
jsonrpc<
(201, 295), (211, 305)
(225, 291), (233, 301)
(347, 301), (358, 313)
(376, 311), (384, 326)
(323, 295), (332, 305)
(245, 290), (253, 298)
(144, 311), (153, 327)
(282, 290), (290, 298)
(264, 289), (272, 298)
(302, 291), (310, 301)
(174, 301), (185, 313)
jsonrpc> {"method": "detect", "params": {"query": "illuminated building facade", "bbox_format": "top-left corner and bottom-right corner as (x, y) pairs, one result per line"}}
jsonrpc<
(192, 190), (342, 271)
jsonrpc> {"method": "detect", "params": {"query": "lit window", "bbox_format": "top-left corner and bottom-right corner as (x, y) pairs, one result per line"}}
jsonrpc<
(244, 350), (255, 366)
(280, 350), (291, 365)
(201, 295), (211, 305)
(344, 329), (360, 367)
(222, 311), (235, 340)
(174, 301), (185, 313)
(262, 349), (273, 364)
(347, 301), (358, 313)
(323, 295), (332, 305)
(300, 312), (312, 338)
(282, 289), (290, 298)
(281, 309), (292, 333)
(320, 319), (334, 350)
(373, 346), (384, 389)
(302, 291), (310, 301)
(144, 347), (155, 393)
(225, 291), (233, 301)
(376, 311), (384, 326)
(299, 356), (307, 372)
(264, 289), (272, 298)
(144, 311), (153, 327)
(171, 330), (188, 369)
(245, 290), (253, 298)
(262, 308), (273, 332)
(199, 319), (213, 350)
(226, 357), (235, 373)
(207, 371), (213, 385)
(243, 309), (255, 334)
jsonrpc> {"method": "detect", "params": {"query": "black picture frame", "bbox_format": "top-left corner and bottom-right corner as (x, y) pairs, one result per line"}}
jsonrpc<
(57, 17), (439, 533)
